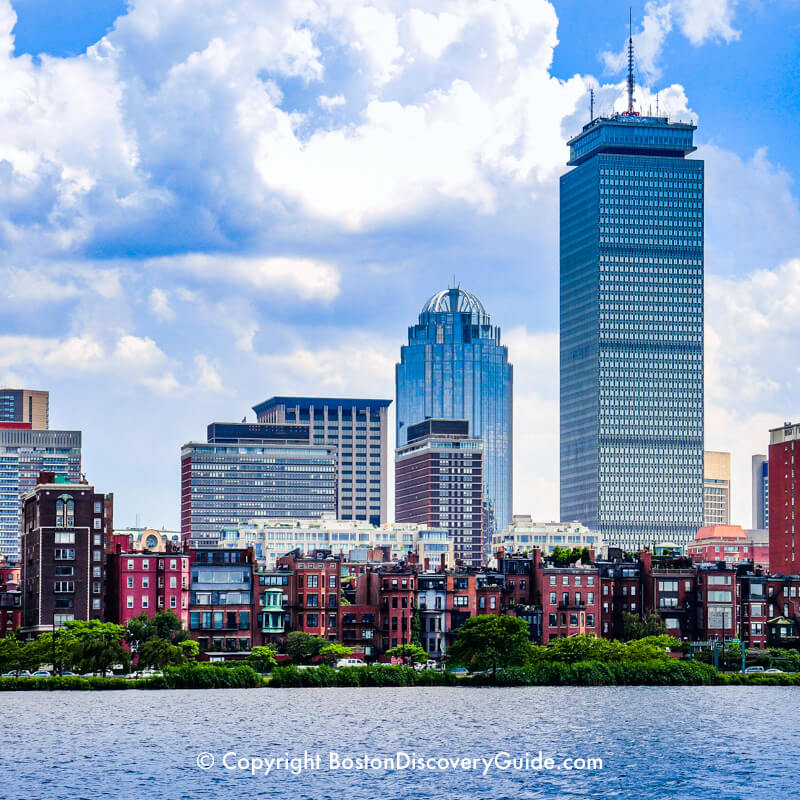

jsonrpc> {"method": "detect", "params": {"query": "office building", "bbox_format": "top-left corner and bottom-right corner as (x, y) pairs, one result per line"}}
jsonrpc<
(0, 389), (49, 429)
(704, 451), (731, 525)
(560, 86), (704, 550)
(752, 454), (769, 531)
(492, 516), (603, 558)
(396, 287), (513, 538)
(20, 473), (113, 634)
(768, 422), (800, 574)
(180, 423), (337, 539)
(0, 427), (82, 560)
(253, 397), (391, 525)
(395, 419), (484, 566)
(185, 514), (454, 570)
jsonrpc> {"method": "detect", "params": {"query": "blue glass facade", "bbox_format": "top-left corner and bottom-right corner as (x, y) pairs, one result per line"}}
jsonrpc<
(560, 114), (704, 550)
(396, 288), (513, 547)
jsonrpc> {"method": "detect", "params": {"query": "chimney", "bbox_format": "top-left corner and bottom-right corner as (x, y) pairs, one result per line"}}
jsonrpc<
(640, 550), (652, 573)
(424, 557), (430, 572)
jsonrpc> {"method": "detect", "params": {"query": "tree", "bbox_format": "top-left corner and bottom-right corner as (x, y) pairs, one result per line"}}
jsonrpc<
(61, 620), (130, 676)
(318, 643), (353, 663)
(286, 632), (327, 663)
(385, 644), (428, 664)
(410, 609), (422, 648)
(137, 637), (184, 669)
(623, 612), (667, 641)
(247, 645), (278, 672)
(549, 547), (593, 567)
(179, 639), (199, 662)
(447, 615), (534, 677)
(0, 634), (22, 674)
(125, 611), (188, 654)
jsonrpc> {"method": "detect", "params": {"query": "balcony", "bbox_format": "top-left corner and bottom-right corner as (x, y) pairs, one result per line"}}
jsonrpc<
(558, 601), (586, 611)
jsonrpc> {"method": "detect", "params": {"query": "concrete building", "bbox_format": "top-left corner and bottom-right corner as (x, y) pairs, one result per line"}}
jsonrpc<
(752, 454), (769, 531)
(186, 515), (454, 571)
(492, 516), (603, 558)
(704, 451), (731, 525)
(180, 422), (337, 539)
(253, 397), (391, 525)
(0, 389), (49, 429)
(0, 427), (82, 561)
(395, 418), (484, 566)
(768, 422), (800, 574)
(20, 473), (113, 634)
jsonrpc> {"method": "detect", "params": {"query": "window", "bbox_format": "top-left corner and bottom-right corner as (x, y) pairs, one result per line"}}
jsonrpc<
(708, 591), (732, 603)
(93, 582), (101, 594)
(142, 597), (149, 609)
(549, 576), (556, 585)
(548, 613), (557, 626)
(329, 575), (337, 588)
(307, 574), (319, 588)
(93, 519), (102, 530)
(142, 576), (149, 588)
(93, 550), (101, 562)
(587, 576), (595, 586)
(170, 576), (177, 589)
(127, 560), (134, 571)
(454, 596), (469, 607)
(549, 592), (556, 604)
(54, 531), (75, 544)
(489, 597), (496, 609)
(586, 614), (595, 627)
(575, 576), (582, 587)
(127, 596), (134, 609)
(562, 576), (569, 586)
(54, 581), (75, 592)
(588, 592), (594, 604)
(92, 598), (101, 610)
(93, 566), (101, 578)
(142, 560), (149, 570)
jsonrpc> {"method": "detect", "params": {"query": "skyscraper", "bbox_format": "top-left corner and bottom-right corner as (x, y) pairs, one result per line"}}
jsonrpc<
(396, 287), (513, 549)
(0, 427), (82, 560)
(395, 419), (484, 567)
(704, 451), (731, 526)
(0, 388), (49, 430)
(180, 422), (337, 539)
(560, 99), (704, 549)
(751, 454), (768, 531)
(253, 397), (391, 525)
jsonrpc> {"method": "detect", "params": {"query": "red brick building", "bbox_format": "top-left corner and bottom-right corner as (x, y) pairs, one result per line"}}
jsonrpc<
(768, 422), (800, 574)
(278, 551), (342, 641)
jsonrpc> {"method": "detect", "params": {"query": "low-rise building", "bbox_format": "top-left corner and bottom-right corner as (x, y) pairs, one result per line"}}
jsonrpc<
(493, 517), (603, 558)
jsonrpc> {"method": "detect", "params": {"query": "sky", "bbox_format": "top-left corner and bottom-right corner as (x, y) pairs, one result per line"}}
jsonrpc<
(1, 0), (799, 531)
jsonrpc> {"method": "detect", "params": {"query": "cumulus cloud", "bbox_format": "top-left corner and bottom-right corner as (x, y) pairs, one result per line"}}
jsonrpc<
(148, 288), (175, 321)
(603, 0), (740, 82)
(194, 354), (226, 393)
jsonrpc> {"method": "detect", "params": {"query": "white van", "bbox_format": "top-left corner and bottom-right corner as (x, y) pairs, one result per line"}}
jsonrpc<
(335, 657), (367, 668)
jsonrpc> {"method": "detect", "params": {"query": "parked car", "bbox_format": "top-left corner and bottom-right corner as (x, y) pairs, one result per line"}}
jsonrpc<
(764, 668), (785, 674)
(335, 658), (367, 669)
(743, 666), (765, 674)
(60, 671), (77, 677)
(3, 670), (32, 678)
(31, 670), (52, 678)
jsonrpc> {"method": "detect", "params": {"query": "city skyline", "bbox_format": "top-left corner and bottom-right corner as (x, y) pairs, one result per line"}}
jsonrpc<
(0, 1), (799, 530)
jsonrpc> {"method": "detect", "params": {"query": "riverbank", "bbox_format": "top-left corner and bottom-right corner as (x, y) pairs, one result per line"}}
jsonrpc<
(2, 661), (799, 690)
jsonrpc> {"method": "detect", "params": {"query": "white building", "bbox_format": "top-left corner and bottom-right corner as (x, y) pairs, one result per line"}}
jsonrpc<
(187, 515), (454, 569)
(491, 515), (604, 557)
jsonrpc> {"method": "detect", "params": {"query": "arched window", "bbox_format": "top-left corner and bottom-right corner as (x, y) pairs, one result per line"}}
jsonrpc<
(56, 495), (74, 528)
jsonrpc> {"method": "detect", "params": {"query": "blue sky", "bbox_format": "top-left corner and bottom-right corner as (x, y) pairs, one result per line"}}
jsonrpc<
(1, 0), (799, 530)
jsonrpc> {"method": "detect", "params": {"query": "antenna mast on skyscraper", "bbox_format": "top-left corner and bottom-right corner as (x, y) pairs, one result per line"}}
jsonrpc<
(626, 8), (636, 115)
(590, 87), (595, 121)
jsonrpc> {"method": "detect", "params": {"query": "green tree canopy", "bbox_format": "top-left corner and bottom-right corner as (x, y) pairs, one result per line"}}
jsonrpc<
(247, 644), (278, 672)
(125, 611), (188, 654)
(622, 612), (668, 641)
(60, 620), (129, 676)
(0, 634), (22, 674)
(385, 644), (428, 664)
(447, 615), (533, 676)
(137, 637), (185, 669)
(548, 547), (593, 567)
(286, 632), (328, 663)
(318, 643), (353, 663)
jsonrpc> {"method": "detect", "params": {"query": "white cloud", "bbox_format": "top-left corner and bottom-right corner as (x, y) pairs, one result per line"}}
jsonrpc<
(148, 288), (175, 321)
(146, 254), (341, 301)
(602, 0), (740, 82)
(318, 94), (345, 110)
(194, 354), (226, 393)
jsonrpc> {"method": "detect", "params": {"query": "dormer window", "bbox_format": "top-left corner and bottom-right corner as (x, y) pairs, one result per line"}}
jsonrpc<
(56, 495), (75, 528)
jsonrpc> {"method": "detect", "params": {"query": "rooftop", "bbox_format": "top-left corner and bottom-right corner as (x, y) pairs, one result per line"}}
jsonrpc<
(420, 287), (486, 316)
(253, 397), (392, 415)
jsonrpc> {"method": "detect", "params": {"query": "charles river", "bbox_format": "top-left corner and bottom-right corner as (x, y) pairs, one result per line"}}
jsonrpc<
(5, 687), (798, 799)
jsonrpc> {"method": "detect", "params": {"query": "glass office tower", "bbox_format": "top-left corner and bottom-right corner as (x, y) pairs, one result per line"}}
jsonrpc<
(560, 113), (704, 550)
(396, 288), (513, 549)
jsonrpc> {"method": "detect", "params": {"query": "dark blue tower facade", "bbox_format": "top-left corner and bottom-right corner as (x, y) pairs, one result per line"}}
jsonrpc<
(396, 288), (513, 549)
(560, 113), (704, 549)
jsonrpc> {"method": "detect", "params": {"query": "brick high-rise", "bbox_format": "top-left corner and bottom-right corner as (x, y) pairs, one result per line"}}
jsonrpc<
(769, 422), (800, 574)
(21, 473), (113, 634)
(395, 419), (483, 567)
